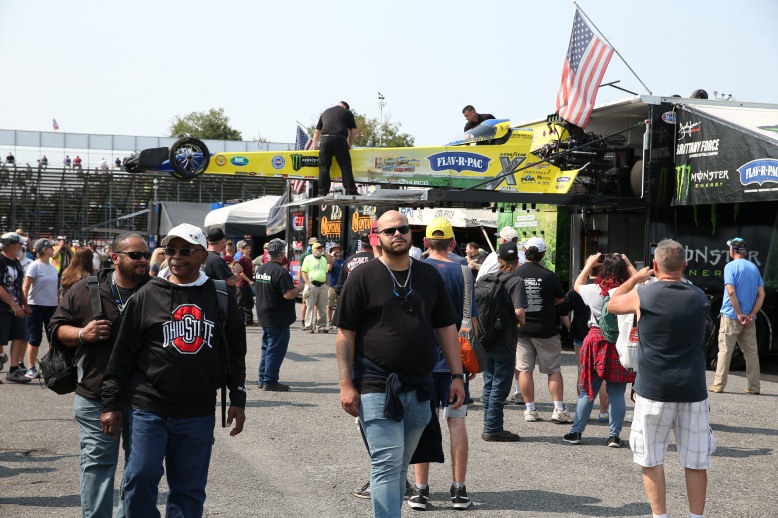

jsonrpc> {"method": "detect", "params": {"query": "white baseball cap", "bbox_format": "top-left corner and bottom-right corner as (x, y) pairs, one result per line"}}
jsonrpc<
(496, 227), (519, 241)
(161, 223), (207, 248)
(523, 236), (546, 252)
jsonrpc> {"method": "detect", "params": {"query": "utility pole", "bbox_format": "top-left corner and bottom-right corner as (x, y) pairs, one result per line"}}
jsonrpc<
(378, 92), (386, 147)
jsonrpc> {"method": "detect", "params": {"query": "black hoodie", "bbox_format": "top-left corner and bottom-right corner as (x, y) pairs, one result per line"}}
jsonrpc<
(102, 272), (247, 417)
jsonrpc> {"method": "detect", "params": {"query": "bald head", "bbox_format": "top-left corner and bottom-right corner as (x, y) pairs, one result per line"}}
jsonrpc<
(377, 210), (408, 228)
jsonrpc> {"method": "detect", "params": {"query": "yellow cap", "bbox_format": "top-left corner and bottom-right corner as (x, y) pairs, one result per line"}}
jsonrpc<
(426, 217), (454, 239)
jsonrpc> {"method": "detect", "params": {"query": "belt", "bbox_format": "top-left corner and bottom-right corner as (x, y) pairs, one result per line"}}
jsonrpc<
(321, 133), (346, 138)
(312, 280), (324, 287)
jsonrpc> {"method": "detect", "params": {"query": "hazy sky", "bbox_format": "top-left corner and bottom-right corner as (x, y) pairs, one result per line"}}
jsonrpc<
(2, 0), (776, 147)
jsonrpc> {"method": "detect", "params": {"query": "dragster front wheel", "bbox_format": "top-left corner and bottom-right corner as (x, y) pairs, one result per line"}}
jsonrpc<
(169, 137), (210, 180)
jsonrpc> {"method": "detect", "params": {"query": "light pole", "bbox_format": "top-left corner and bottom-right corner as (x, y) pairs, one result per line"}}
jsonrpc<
(378, 92), (386, 147)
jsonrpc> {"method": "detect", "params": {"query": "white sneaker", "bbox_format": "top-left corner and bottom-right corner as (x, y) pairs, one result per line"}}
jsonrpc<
(551, 407), (573, 424)
(524, 408), (538, 422)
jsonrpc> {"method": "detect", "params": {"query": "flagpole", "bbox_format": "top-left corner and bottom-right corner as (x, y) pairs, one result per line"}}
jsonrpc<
(572, 1), (652, 95)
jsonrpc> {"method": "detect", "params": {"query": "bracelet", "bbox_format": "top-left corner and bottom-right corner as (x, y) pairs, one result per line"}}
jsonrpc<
(451, 373), (465, 381)
(78, 328), (85, 345)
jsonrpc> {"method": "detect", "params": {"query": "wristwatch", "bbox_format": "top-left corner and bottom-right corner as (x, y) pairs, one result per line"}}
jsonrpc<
(451, 374), (465, 381)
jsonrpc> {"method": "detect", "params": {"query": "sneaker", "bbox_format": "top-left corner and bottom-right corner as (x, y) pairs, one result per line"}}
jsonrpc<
(353, 481), (371, 499)
(408, 485), (429, 510)
(262, 382), (290, 392)
(257, 381), (264, 389)
(481, 430), (520, 442)
(6, 369), (31, 384)
(317, 328), (328, 334)
(708, 385), (724, 393)
(563, 432), (583, 444)
(405, 478), (414, 498)
(504, 392), (524, 405)
(0, 352), (8, 372)
(25, 367), (40, 379)
(551, 407), (573, 424)
(744, 388), (761, 395)
(598, 412), (609, 422)
(607, 435), (622, 448)
(524, 408), (539, 422)
(450, 484), (472, 510)
(624, 412), (633, 423)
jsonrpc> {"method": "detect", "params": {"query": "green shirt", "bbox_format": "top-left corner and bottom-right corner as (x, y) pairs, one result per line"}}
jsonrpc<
(301, 254), (328, 284)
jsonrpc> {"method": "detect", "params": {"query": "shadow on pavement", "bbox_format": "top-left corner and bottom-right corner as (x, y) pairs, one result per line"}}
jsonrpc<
(713, 446), (773, 458)
(711, 422), (778, 436)
(0, 495), (81, 507)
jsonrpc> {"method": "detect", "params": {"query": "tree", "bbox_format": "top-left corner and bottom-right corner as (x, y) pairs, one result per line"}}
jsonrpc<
(169, 108), (242, 141)
(306, 110), (414, 148)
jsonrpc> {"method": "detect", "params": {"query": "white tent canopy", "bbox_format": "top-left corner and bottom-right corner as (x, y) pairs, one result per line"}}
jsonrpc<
(401, 207), (497, 228)
(204, 196), (282, 236)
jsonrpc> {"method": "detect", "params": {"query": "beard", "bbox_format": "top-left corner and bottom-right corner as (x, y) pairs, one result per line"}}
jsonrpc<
(380, 239), (412, 257)
(117, 257), (148, 283)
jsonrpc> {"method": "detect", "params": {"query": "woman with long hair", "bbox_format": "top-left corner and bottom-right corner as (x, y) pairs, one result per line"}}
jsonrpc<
(60, 246), (94, 294)
(563, 252), (637, 447)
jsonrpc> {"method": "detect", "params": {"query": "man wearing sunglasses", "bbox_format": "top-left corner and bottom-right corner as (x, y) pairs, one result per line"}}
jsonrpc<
(49, 231), (150, 516)
(335, 210), (464, 518)
(100, 223), (247, 518)
(1, 232), (31, 383)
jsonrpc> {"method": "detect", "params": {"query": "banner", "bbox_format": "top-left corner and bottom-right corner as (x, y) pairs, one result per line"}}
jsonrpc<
(673, 106), (778, 205)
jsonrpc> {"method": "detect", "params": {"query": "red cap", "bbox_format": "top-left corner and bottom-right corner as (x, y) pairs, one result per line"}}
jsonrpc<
(369, 220), (380, 247)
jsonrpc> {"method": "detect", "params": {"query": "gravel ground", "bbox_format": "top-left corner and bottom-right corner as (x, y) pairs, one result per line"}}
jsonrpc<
(1, 315), (777, 517)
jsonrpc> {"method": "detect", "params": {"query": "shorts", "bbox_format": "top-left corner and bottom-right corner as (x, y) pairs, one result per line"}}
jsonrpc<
(0, 310), (28, 345)
(327, 287), (339, 308)
(27, 305), (57, 346)
(431, 372), (467, 418)
(630, 394), (716, 469)
(515, 335), (562, 374)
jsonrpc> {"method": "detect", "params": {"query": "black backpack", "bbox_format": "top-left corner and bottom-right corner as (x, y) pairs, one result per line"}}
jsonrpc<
(39, 275), (102, 394)
(475, 271), (517, 348)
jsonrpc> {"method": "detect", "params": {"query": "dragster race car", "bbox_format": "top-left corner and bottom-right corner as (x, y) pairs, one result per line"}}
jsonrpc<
(124, 118), (635, 196)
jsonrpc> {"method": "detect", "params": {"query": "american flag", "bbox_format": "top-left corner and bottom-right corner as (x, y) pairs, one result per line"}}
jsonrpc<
(555, 10), (613, 128)
(291, 126), (313, 195)
(52, 118), (59, 131)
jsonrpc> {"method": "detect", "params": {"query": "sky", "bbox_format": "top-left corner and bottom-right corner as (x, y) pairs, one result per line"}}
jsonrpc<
(2, 0), (777, 148)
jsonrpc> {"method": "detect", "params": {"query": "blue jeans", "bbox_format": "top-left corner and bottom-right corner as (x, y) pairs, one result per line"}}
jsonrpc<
(74, 394), (127, 518)
(124, 409), (215, 518)
(27, 305), (57, 346)
(482, 345), (516, 434)
(359, 390), (431, 518)
(571, 376), (627, 437)
(258, 326), (290, 386)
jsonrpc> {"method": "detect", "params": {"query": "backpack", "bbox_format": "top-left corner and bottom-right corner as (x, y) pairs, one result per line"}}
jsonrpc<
(474, 271), (517, 348)
(598, 294), (620, 343)
(39, 275), (101, 394)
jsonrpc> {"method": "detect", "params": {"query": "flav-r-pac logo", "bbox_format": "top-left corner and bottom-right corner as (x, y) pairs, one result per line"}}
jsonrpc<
(427, 152), (491, 173)
(737, 158), (778, 186)
(162, 304), (215, 354)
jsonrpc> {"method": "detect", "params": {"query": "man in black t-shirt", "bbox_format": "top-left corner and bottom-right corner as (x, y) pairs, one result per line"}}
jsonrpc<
(514, 236), (570, 424)
(334, 230), (375, 296)
(462, 105), (495, 132)
(255, 239), (303, 391)
(335, 210), (463, 517)
(203, 228), (236, 286)
(312, 101), (358, 196)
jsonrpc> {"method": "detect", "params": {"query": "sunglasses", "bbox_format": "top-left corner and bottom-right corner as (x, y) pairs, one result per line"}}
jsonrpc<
(116, 251), (151, 260)
(378, 225), (411, 237)
(164, 247), (201, 257)
(393, 286), (414, 313)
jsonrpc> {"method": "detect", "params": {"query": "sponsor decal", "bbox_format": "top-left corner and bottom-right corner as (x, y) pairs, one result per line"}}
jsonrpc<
(661, 111), (677, 124)
(271, 155), (286, 169)
(215, 155), (227, 166)
(233, 171), (257, 176)
(675, 139), (719, 158)
(290, 154), (319, 171)
(427, 152), (491, 173)
(521, 174), (535, 182)
(231, 156), (249, 166)
(321, 216), (342, 237)
(676, 163), (691, 204)
(737, 158), (778, 186)
(351, 213), (374, 233)
(292, 213), (305, 230)
(162, 305), (215, 354)
(678, 121), (702, 140)
(556, 176), (571, 183)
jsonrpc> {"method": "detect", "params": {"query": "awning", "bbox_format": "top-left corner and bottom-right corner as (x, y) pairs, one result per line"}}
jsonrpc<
(673, 103), (778, 205)
(204, 196), (282, 236)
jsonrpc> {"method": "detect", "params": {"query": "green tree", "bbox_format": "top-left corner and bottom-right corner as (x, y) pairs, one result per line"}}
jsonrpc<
(306, 110), (414, 148)
(169, 108), (242, 141)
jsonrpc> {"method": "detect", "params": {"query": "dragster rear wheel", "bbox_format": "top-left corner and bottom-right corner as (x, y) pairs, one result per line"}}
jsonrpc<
(169, 137), (210, 180)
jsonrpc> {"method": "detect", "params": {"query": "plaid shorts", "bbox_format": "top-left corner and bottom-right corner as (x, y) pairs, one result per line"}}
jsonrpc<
(630, 394), (716, 469)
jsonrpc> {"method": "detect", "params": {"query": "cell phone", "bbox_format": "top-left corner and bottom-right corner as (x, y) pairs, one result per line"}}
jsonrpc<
(649, 243), (657, 263)
(597, 254), (606, 263)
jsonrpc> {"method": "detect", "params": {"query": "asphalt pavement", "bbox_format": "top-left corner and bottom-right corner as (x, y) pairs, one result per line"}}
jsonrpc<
(1, 315), (777, 517)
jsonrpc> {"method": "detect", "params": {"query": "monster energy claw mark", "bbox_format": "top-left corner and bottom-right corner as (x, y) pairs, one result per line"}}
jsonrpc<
(676, 164), (691, 204)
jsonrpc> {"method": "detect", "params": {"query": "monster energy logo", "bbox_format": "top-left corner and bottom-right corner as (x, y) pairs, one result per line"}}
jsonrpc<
(290, 154), (319, 171)
(676, 163), (691, 204)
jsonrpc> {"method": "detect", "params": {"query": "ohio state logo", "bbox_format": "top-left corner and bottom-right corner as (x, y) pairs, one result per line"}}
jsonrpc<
(162, 304), (215, 354)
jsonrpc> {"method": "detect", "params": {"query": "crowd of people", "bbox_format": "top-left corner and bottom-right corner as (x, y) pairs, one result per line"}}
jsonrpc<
(0, 215), (764, 518)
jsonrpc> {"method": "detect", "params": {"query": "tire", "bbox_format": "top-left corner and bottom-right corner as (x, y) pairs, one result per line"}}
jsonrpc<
(168, 137), (210, 180)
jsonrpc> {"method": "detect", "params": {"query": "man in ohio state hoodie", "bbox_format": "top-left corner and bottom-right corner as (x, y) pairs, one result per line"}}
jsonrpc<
(101, 223), (247, 517)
